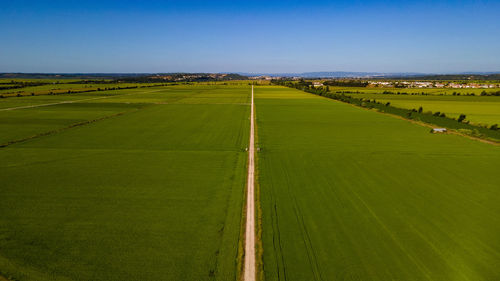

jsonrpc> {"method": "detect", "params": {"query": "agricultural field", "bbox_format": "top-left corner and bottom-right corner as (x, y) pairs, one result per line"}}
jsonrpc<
(344, 92), (500, 126)
(255, 86), (500, 281)
(0, 79), (167, 98)
(2, 82), (500, 281)
(0, 85), (250, 280)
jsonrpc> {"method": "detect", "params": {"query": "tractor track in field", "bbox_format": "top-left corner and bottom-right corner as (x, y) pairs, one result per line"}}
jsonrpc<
(0, 88), (166, 148)
(282, 162), (323, 281)
(291, 196), (324, 281)
(243, 85), (256, 281)
(272, 203), (287, 281)
(0, 109), (140, 148)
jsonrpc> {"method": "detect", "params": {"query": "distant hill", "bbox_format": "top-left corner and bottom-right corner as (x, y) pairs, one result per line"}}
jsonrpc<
(236, 71), (500, 79)
(0, 73), (151, 79)
(235, 71), (425, 78)
(119, 73), (248, 82)
(2, 72), (499, 80)
(388, 73), (500, 81)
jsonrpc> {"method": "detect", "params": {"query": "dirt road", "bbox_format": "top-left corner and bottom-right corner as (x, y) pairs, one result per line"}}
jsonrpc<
(244, 85), (256, 281)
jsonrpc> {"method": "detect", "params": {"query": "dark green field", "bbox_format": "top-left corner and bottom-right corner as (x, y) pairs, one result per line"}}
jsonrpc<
(256, 86), (500, 281)
(0, 85), (250, 280)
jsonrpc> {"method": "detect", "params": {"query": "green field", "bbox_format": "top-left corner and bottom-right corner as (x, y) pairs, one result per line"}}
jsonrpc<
(256, 86), (500, 280)
(0, 85), (250, 280)
(344, 93), (500, 126)
(0, 79), (167, 98)
(2, 82), (500, 281)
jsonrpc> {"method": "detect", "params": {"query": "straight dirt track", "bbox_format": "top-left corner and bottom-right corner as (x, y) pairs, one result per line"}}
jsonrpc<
(243, 85), (256, 281)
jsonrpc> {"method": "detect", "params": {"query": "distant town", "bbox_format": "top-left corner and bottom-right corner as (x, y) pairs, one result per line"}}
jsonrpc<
(249, 76), (500, 89)
(365, 81), (499, 89)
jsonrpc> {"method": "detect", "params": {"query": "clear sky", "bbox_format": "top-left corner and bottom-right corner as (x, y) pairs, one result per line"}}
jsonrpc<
(1, 0), (499, 73)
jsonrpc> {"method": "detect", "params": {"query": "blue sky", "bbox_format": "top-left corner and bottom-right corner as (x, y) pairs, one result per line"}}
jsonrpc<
(1, 0), (499, 73)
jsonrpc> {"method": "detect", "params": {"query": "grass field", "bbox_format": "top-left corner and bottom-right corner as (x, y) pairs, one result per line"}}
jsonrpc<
(0, 88), (167, 145)
(3, 82), (500, 281)
(0, 79), (167, 98)
(0, 87), (155, 109)
(256, 86), (500, 281)
(344, 93), (500, 126)
(0, 85), (250, 280)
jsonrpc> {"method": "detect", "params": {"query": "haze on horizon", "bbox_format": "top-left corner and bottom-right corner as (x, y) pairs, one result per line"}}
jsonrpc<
(1, 0), (500, 74)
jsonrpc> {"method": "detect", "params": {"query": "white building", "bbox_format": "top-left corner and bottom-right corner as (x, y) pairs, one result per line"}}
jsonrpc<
(431, 128), (447, 133)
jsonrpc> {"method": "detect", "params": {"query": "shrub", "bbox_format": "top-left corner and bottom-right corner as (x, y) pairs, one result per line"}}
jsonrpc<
(458, 114), (466, 123)
(457, 129), (483, 138)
